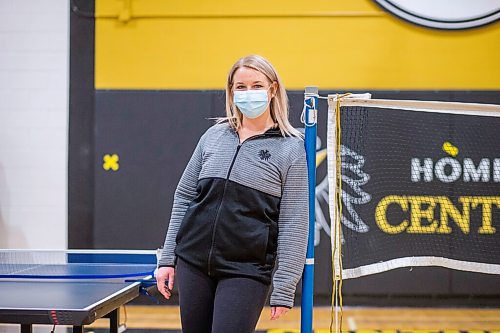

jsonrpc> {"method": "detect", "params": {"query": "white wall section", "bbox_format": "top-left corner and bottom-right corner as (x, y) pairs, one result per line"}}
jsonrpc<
(0, 0), (69, 248)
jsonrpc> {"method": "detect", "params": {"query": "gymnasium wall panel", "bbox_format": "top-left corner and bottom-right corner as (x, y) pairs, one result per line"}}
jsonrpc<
(0, 0), (69, 249)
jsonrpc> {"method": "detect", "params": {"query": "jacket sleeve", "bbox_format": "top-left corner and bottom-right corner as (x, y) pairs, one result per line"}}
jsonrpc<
(270, 151), (309, 308)
(158, 132), (206, 267)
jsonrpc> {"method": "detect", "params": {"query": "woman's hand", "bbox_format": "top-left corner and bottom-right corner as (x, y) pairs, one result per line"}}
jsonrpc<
(270, 306), (289, 320)
(156, 266), (175, 299)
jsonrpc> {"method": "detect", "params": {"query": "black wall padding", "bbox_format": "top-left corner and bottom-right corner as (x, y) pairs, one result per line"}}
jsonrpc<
(87, 90), (500, 305)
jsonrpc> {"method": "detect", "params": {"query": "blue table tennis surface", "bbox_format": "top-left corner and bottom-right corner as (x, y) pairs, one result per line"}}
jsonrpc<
(0, 280), (136, 309)
(0, 250), (158, 327)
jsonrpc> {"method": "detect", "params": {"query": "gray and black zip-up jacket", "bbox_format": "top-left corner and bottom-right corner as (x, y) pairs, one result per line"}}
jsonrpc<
(159, 122), (309, 308)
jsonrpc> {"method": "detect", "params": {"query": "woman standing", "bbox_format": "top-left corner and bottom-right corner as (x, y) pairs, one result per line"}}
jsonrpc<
(156, 55), (309, 333)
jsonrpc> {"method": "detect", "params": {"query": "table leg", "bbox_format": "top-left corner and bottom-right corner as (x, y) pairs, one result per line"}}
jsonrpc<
(20, 325), (32, 333)
(108, 308), (120, 333)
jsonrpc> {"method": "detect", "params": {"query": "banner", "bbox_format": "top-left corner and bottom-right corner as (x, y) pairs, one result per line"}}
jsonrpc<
(328, 99), (500, 278)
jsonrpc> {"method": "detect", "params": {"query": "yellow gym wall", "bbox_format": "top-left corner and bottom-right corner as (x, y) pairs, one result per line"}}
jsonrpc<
(95, 0), (500, 90)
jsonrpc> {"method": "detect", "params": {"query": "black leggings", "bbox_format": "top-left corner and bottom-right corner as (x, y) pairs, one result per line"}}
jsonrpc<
(176, 257), (271, 333)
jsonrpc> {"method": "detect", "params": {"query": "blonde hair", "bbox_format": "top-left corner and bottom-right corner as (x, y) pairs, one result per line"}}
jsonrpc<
(215, 55), (303, 139)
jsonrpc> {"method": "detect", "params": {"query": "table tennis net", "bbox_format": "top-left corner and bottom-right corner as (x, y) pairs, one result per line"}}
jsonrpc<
(0, 250), (157, 279)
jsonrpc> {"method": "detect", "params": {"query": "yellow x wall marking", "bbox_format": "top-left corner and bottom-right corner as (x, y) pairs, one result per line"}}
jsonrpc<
(103, 154), (120, 171)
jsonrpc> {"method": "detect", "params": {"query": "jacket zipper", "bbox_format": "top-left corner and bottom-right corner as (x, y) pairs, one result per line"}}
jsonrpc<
(206, 132), (267, 276)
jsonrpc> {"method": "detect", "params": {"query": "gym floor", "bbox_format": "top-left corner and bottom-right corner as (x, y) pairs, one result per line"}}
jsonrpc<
(86, 306), (500, 332)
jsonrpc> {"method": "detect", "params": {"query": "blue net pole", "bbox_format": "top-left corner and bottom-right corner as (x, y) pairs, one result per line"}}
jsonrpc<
(301, 86), (318, 333)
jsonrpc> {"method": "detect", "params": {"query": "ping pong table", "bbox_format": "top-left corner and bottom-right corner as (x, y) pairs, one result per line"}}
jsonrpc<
(0, 250), (158, 333)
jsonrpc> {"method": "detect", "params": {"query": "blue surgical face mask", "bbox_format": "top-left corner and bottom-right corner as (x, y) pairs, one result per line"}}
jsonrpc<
(233, 89), (270, 119)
